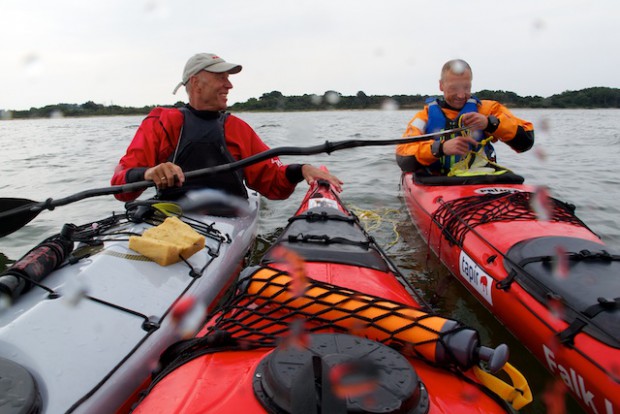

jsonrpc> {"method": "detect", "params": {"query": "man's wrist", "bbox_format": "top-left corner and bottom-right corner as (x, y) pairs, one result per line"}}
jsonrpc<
(126, 167), (148, 183)
(485, 115), (500, 133)
(431, 140), (444, 158)
(285, 164), (305, 183)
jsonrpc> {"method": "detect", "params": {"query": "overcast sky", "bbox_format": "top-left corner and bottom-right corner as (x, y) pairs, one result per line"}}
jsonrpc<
(1, 0), (619, 111)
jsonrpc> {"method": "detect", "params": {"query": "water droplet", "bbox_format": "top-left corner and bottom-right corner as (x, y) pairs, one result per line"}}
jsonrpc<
(329, 359), (380, 399)
(531, 186), (552, 221)
(451, 60), (468, 75)
(459, 382), (482, 404)
(552, 245), (569, 279)
(381, 99), (399, 111)
(269, 246), (308, 297)
(325, 91), (341, 105)
(280, 318), (309, 349)
(171, 296), (206, 339)
(548, 296), (566, 321)
(22, 53), (42, 77)
(534, 146), (547, 162)
(62, 276), (90, 307)
(50, 110), (64, 119)
(531, 18), (547, 33)
(144, 0), (170, 19)
(0, 294), (12, 312)
(541, 379), (567, 414)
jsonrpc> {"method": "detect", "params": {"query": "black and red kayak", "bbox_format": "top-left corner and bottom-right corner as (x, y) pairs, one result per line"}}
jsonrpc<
(131, 172), (532, 413)
(400, 171), (620, 414)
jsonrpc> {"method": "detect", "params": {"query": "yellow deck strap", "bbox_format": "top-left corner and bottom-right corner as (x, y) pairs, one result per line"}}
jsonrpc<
(450, 167), (508, 177)
(473, 363), (533, 410)
(152, 202), (183, 217)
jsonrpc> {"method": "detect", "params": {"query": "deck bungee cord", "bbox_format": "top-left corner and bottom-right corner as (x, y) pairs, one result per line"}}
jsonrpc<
(432, 191), (591, 247)
(0, 201), (229, 314)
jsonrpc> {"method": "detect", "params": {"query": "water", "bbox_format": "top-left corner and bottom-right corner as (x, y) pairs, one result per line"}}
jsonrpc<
(2, 109), (619, 413)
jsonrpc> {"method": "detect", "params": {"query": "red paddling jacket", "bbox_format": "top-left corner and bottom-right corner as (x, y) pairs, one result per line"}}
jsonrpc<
(111, 106), (301, 202)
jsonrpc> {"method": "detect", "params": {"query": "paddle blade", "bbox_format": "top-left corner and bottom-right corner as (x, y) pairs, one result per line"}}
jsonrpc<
(0, 198), (41, 238)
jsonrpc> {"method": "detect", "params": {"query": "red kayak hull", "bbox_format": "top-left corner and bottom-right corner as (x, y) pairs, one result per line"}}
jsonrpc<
(400, 172), (620, 414)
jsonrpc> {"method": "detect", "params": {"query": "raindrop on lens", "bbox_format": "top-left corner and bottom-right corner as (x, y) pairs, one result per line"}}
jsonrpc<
(325, 91), (341, 105)
(451, 60), (467, 75)
(22, 53), (42, 77)
(381, 99), (399, 111)
(310, 94), (322, 106)
(62, 276), (90, 307)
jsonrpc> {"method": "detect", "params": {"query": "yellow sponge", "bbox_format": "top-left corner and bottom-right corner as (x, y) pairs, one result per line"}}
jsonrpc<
(129, 216), (206, 266)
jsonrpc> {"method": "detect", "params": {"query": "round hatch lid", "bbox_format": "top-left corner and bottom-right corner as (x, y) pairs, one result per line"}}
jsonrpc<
(253, 333), (428, 413)
(0, 357), (42, 414)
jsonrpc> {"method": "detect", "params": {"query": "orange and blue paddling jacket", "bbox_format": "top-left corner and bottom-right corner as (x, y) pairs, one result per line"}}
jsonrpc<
(395, 96), (535, 174)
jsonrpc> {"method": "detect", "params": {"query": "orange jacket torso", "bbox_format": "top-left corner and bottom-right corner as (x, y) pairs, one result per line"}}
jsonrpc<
(396, 99), (534, 172)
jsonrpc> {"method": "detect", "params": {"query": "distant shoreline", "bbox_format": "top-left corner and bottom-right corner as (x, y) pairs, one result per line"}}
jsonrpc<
(2, 86), (619, 120)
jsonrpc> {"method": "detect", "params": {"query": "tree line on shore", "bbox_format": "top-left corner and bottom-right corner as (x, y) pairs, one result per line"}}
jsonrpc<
(2, 86), (620, 120)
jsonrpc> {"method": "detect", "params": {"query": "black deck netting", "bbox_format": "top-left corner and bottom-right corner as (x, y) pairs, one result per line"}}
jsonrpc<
(432, 191), (591, 247)
(155, 267), (484, 378)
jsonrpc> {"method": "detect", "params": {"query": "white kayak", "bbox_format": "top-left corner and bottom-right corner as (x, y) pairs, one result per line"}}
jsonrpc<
(0, 190), (260, 414)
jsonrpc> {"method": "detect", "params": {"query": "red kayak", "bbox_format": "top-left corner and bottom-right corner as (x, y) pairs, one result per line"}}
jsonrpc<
(400, 171), (620, 414)
(131, 173), (532, 413)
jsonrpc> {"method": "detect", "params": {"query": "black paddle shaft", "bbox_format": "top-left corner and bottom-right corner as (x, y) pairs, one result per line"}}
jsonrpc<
(0, 127), (467, 238)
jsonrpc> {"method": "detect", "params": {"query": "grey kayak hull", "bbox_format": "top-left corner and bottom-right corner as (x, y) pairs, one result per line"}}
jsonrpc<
(0, 191), (260, 413)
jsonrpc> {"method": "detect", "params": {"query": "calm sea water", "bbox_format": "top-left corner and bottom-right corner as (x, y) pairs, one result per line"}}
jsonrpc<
(2, 109), (619, 413)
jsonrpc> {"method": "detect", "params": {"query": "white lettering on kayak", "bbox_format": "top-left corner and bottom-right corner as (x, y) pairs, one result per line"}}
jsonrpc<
(474, 187), (523, 195)
(543, 345), (614, 413)
(607, 400), (616, 414)
(459, 251), (493, 305)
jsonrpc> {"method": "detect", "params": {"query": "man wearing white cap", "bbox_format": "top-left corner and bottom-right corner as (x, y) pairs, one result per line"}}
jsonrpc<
(111, 53), (343, 201)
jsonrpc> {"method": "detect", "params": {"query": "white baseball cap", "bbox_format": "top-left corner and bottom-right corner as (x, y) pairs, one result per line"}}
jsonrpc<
(172, 53), (242, 94)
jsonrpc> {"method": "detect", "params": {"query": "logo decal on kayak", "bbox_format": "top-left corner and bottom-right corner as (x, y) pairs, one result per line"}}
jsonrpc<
(543, 345), (609, 412)
(459, 251), (493, 305)
(308, 198), (338, 209)
(474, 187), (523, 195)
